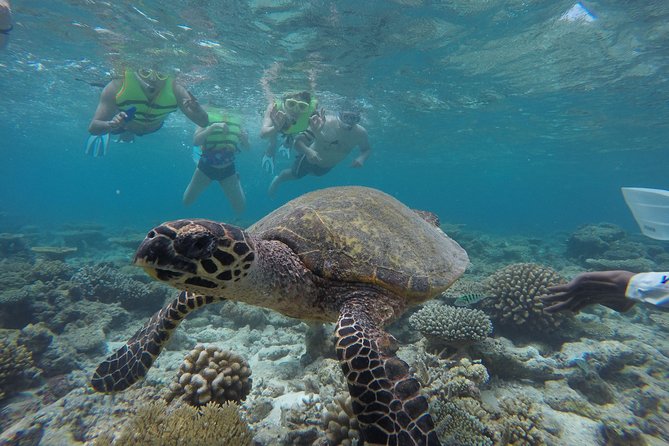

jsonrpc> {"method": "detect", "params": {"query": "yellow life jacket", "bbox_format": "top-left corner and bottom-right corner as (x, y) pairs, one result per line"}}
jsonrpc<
(115, 69), (178, 128)
(203, 111), (242, 152)
(275, 97), (318, 135)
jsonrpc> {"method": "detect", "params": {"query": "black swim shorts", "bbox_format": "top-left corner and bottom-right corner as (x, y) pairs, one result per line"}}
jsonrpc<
(198, 160), (236, 181)
(291, 154), (331, 179)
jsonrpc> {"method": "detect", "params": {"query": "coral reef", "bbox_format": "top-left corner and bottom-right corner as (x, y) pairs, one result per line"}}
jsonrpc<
(19, 323), (81, 376)
(433, 398), (495, 446)
(482, 263), (568, 334)
(409, 303), (492, 352)
(440, 276), (488, 300)
(70, 263), (170, 312)
(31, 259), (74, 282)
(93, 400), (252, 446)
(496, 396), (545, 445)
(566, 223), (626, 260)
(320, 394), (360, 446)
(0, 334), (41, 400)
(565, 223), (667, 271)
(30, 246), (78, 261)
(0, 233), (29, 259)
(166, 344), (252, 406)
(471, 337), (562, 382)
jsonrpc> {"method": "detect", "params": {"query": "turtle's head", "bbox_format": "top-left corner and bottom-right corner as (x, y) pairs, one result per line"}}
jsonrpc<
(133, 219), (256, 294)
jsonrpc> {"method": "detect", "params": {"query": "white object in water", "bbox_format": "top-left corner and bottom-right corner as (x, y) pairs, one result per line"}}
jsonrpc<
(560, 2), (596, 23)
(621, 187), (669, 240)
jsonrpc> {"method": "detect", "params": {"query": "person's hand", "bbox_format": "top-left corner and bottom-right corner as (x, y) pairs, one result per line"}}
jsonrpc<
(540, 270), (637, 314)
(211, 122), (228, 132)
(108, 111), (128, 130)
(309, 109), (326, 133)
(350, 157), (364, 168)
(269, 104), (287, 129)
(261, 154), (274, 175)
(305, 147), (322, 164)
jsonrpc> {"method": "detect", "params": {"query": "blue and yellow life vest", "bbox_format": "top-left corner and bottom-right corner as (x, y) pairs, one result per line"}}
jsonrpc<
(275, 97), (318, 135)
(115, 69), (178, 128)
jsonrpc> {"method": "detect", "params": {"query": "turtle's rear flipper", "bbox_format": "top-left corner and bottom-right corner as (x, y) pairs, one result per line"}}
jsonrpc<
(91, 291), (219, 392)
(336, 297), (441, 446)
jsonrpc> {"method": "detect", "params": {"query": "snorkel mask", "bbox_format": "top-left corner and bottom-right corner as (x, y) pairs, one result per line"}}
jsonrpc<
(338, 110), (361, 128)
(137, 68), (168, 82)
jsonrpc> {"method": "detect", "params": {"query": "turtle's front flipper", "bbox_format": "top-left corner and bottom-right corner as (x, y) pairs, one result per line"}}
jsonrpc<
(336, 297), (441, 446)
(91, 291), (220, 392)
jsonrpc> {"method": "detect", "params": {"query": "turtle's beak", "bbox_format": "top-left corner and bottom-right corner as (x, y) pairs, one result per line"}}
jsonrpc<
(133, 222), (200, 277)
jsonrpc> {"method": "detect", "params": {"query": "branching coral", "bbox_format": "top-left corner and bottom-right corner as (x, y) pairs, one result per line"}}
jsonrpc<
(320, 394), (360, 446)
(432, 398), (495, 446)
(483, 263), (568, 333)
(93, 400), (252, 446)
(166, 344), (252, 407)
(0, 336), (41, 400)
(409, 303), (492, 352)
(497, 396), (545, 446)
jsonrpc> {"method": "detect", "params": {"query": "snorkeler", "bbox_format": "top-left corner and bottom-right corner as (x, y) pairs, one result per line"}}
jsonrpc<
(268, 104), (372, 196)
(541, 270), (669, 313)
(183, 108), (250, 216)
(259, 91), (319, 174)
(86, 68), (209, 157)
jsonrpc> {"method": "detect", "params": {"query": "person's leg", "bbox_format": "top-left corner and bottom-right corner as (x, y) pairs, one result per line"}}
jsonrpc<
(268, 168), (298, 196)
(183, 168), (212, 206)
(220, 173), (246, 215)
(268, 155), (308, 195)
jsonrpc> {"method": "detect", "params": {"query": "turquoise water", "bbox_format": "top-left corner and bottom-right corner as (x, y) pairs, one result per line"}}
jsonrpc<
(2, 3), (669, 445)
(1, 0), (668, 235)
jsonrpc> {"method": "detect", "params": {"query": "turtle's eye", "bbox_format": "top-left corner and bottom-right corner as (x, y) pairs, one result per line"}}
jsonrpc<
(174, 232), (215, 259)
(147, 230), (156, 239)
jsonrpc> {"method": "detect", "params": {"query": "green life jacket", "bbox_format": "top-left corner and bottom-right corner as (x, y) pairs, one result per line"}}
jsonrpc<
(115, 69), (178, 128)
(275, 97), (318, 135)
(203, 111), (242, 152)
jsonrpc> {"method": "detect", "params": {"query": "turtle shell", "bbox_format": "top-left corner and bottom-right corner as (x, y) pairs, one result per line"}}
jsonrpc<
(249, 186), (468, 302)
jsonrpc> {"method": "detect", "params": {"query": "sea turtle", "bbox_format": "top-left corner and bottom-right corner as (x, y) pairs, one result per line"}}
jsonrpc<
(92, 186), (468, 446)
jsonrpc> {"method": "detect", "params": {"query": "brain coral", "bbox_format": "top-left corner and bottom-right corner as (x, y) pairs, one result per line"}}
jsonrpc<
(166, 344), (252, 407)
(409, 303), (492, 351)
(93, 400), (252, 446)
(483, 263), (568, 333)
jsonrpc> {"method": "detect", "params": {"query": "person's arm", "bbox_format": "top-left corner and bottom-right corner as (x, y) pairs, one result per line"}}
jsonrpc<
(541, 270), (637, 313)
(173, 83), (209, 128)
(0, 0), (12, 49)
(625, 272), (669, 308)
(351, 127), (371, 168)
(239, 129), (250, 150)
(88, 80), (127, 135)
